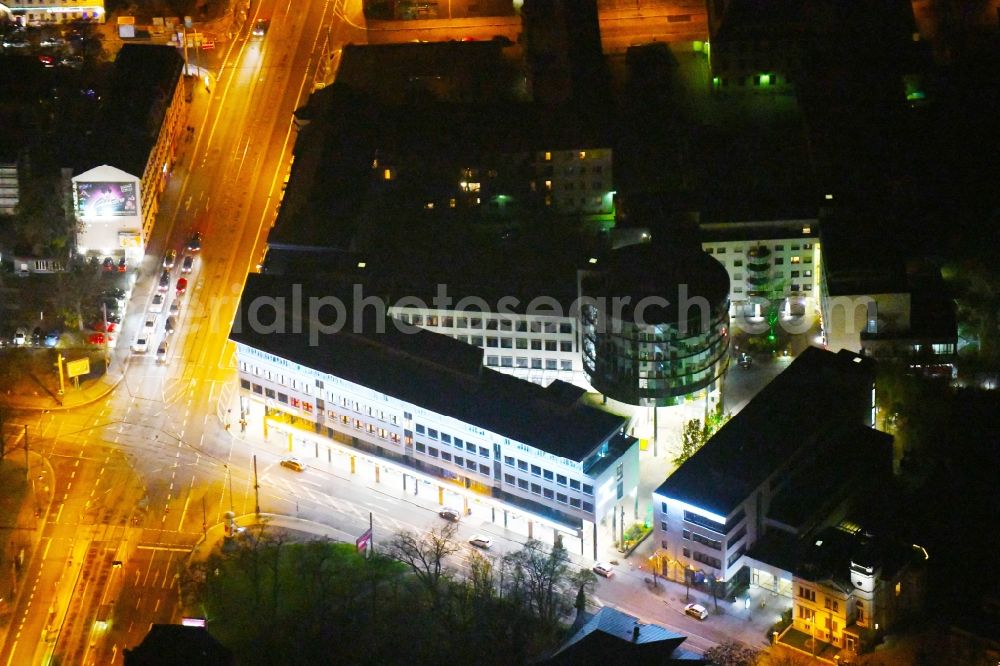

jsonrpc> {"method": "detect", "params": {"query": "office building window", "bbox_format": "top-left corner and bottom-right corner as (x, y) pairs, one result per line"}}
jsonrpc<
(530, 483), (541, 495)
(556, 493), (567, 503)
(556, 474), (567, 486)
(570, 479), (581, 490)
(428, 447), (439, 458)
(504, 456), (515, 466)
(582, 502), (593, 512)
(518, 478), (529, 489)
(582, 484), (593, 495)
(505, 473), (515, 484)
(479, 446), (489, 457)
(531, 464), (541, 476)
(427, 429), (438, 439)
(416, 443), (426, 453)
(479, 464), (490, 475)
(543, 488), (554, 499)
(518, 460), (528, 471)
(569, 498), (581, 508)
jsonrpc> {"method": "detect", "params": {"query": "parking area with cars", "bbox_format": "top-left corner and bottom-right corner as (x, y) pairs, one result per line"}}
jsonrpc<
(132, 241), (199, 363)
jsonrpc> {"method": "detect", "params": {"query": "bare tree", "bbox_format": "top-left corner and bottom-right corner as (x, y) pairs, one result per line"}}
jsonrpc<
(386, 522), (459, 604)
(508, 539), (572, 624)
(467, 549), (496, 601)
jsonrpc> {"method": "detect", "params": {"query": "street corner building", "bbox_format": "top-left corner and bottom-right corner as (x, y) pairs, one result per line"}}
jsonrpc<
(229, 273), (641, 558)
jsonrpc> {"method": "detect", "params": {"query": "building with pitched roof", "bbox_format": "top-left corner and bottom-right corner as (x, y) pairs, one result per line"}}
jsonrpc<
(543, 606), (706, 665)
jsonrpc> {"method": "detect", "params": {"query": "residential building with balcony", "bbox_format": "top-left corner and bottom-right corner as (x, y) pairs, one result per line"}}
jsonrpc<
(579, 243), (731, 407)
(700, 218), (820, 319)
(230, 274), (639, 557)
(652, 346), (883, 596)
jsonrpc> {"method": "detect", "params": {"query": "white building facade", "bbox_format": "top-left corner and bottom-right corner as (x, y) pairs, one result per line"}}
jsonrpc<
(386, 305), (585, 388)
(233, 326), (640, 558)
(3, 0), (105, 24)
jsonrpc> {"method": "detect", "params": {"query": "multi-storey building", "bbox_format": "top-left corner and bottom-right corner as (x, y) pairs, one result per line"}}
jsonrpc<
(652, 346), (884, 596)
(699, 218), (820, 319)
(4, 0), (105, 24)
(533, 147), (614, 221)
(819, 222), (956, 375)
(231, 274), (640, 557)
(74, 45), (187, 260)
(0, 153), (18, 216)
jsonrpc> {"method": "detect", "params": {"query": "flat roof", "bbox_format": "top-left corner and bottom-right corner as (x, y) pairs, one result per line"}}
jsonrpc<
(654, 346), (876, 516)
(231, 274), (627, 461)
(84, 45), (184, 177)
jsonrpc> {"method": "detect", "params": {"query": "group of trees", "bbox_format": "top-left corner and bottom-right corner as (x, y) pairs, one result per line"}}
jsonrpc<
(184, 523), (599, 665)
(674, 410), (732, 466)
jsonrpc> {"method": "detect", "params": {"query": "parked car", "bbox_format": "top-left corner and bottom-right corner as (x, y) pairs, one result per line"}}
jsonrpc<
(13, 328), (27, 345)
(150, 293), (165, 313)
(132, 336), (149, 353)
(31, 327), (43, 345)
(117, 256), (128, 272)
(186, 231), (202, 252)
(165, 316), (176, 335)
(169, 301), (180, 316)
(102, 287), (128, 301)
(738, 351), (752, 369)
(164, 250), (177, 269)
(142, 315), (157, 336)
(468, 535), (493, 550)
(438, 508), (461, 522)
(175, 277), (187, 295)
(684, 603), (708, 620)
(102, 256), (115, 272)
(181, 255), (194, 273)
(58, 55), (84, 69)
(280, 457), (305, 472)
(158, 270), (171, 292)
(44, 331), (60, 347)
(592, 562), (614, 578)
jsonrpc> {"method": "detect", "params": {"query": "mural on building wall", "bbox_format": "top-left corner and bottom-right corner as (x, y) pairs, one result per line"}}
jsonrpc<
(75, 181), (138, 217)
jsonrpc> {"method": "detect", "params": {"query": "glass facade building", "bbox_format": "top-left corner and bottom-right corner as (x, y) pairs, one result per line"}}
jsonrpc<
(580, 244), (731, 406)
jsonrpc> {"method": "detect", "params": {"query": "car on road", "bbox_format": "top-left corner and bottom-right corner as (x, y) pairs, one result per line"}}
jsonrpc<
(58, 55), (84, 69)
(44, 330), (60, 347)
(468, 535), (493, 550)
(132, 336), (149, 353)
(150, 293), (165, 313)
(684, 603), (708, 620)
(165, 316), (176, 335)
(592, 562), (614, 578)
(157, 270), (171, 292)
(438, 508), (461, 522)
(156, 340), (168, 363)
(142, 315), (157, 336)
(88, 332), (107, 345)
(252, 18), (270, 36)
(181, 255), (194, 273)
(280, 457), (305, 472)
(164, 250), (176, 269)
(738, 351), (752, 369)
(175, 277), (188, 294)
(186, 231), (202, 253)
(13, 328), (27, 345)
(169, 300), (180, 316)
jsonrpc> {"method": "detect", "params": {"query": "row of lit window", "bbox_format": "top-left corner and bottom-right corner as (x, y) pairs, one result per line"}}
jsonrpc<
(541, 150), (604, 162)
(398, 313), (573, 334)
(706, 242), (813, 255)
(503, 455), (593, 494)
(486, 356), (574, 371)
(502, 473), (594, 512)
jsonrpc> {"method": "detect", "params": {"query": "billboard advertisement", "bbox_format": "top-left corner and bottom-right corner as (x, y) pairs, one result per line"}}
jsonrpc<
(76, 181), (138, 217)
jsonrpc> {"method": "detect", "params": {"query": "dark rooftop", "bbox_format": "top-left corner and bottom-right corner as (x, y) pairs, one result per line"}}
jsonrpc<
(545, 607), (705, 665)
(698, 219), (818, 245)
(654, 346), (876, 516)
(230, 274), (627, 461)
(84, 45), (184, 177)
(767, 426), (892, 532)
(581, 243), (730, 325)
(123, 624), (233, 665)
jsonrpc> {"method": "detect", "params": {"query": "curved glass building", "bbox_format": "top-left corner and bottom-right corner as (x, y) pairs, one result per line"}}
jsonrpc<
(580, 244), (731, 406)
